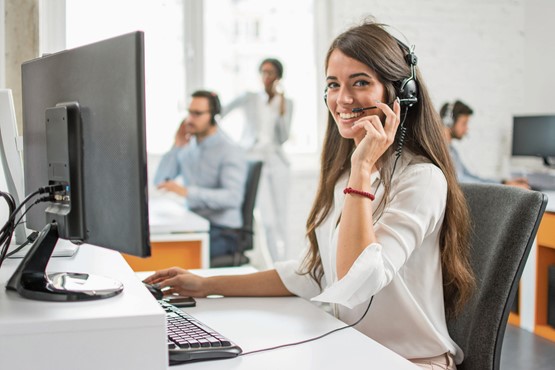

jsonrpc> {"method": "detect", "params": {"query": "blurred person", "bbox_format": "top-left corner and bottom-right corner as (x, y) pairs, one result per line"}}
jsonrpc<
(221, 58), (293, 261)
(440, 100), (529, 189)
(154, 90), (248, 262)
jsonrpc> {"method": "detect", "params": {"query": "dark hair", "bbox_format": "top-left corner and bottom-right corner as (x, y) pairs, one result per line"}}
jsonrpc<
(259, 58), (284, 79)
(440, 100), (473, 126)
(191, 90), (221, 125)
(301, 20), (475, 318)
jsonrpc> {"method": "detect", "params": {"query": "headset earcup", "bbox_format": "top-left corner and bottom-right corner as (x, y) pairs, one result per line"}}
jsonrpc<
(442, 102), (455, 127)
(210, 93), (221, 125)
(399, 78), (418, 107)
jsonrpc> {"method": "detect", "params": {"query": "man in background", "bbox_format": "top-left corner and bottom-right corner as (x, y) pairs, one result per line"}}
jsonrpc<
(154, 90), (248, 262)
(440, 100), (529, 188)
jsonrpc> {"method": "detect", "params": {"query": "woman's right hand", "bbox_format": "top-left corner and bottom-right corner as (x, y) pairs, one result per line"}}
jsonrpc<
(350, 99), (401, 169)
(143, 267), (208, 297)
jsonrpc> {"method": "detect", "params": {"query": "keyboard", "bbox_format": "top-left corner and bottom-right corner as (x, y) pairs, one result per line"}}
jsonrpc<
(159, 300), (243, 365)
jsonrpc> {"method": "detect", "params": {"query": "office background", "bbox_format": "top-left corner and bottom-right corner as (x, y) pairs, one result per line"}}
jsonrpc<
(1, 0), (554, 260)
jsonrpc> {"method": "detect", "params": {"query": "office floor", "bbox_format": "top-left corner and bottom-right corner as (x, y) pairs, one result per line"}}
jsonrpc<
(501, 324), (555, 369)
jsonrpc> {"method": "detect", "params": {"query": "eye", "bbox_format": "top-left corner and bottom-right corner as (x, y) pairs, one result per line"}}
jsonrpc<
(327, 82), (339, 89)
(353, 80), (369, 87)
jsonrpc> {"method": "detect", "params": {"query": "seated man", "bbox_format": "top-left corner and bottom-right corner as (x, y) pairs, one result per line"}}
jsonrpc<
(154, 90), (248, 262)
(440, 100), (529, 189)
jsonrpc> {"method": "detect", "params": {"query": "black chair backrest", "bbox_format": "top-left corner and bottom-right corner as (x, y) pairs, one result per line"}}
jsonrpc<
(447, 184), (547, 370)
(240, 160), (263, 251)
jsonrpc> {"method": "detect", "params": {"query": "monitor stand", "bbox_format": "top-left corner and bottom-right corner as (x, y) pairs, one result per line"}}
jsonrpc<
(6, 222), (123, 301)
(6, 238), (80, 259)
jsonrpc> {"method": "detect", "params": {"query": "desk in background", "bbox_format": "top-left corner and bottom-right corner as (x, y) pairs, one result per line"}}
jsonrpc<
(123, 197), (210, 270)
(511, 190), (555, 343)
(1, 244), (418, 370)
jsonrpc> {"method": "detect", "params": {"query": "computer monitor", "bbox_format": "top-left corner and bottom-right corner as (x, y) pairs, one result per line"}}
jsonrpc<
(6, 31), (151, 301)
(512, 115), (555, 167)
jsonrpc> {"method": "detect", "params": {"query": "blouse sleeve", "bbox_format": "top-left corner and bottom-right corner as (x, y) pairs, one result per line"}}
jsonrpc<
(220, 93), (249, 118)
(311, 164), (448, 308)
(274, 98), (293, 145)
(274, 259), (325, 299)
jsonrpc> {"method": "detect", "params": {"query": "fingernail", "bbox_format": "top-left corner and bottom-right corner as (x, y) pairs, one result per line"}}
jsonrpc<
(374, 100), (381, 103)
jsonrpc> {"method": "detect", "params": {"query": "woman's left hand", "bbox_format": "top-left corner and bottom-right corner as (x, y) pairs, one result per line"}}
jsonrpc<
(350, 98), (401, 168)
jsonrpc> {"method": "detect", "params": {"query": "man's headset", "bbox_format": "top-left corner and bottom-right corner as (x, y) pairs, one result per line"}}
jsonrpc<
(323, 37), (419, 110)
(207, 92), (222, 125)
(441, 102), (455, 127)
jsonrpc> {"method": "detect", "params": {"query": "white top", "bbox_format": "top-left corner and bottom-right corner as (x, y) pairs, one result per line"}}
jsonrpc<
(221, 91), (293, 163)
(275, 151), (463, 364)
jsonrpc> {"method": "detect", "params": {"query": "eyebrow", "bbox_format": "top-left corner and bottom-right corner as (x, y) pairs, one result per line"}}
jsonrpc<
(326, 72), (372, 81)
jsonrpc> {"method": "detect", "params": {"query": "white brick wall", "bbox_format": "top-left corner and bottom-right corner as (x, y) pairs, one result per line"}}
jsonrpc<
(282, 0), (555, 260)
(328, 0), (526, 179)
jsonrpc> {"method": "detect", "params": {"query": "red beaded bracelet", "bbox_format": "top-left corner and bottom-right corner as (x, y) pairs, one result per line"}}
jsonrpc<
(343, 187), (375, 201)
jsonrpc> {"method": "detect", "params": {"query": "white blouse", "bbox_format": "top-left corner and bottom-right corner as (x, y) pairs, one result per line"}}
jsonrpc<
(274, 151), (464, 364)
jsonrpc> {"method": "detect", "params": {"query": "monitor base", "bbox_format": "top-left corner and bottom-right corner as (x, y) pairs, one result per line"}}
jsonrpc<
(6, 222), (123, 301)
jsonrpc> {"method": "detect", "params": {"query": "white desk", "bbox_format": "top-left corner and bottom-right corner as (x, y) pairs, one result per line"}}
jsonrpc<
(0, 244), (167, 370)
(124, 197), (210, 270)
(172, 296), (417, 370)
(149, 196), (209, 235)
(1, 245), (417, 370)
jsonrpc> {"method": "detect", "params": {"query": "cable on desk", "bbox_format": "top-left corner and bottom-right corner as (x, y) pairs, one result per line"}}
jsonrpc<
(239, 296), (374, 357)
(0, 186), (61, 268)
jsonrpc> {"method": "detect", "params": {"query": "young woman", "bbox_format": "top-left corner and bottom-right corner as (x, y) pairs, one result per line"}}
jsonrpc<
(145, 20), (474, 369)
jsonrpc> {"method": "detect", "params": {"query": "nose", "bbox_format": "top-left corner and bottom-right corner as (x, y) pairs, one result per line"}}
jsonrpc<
(336, 87), (354, 106)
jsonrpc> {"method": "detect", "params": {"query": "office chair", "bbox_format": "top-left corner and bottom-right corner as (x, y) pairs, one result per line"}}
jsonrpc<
(447, 183), (547, 370)
(211, 160), (263, 267)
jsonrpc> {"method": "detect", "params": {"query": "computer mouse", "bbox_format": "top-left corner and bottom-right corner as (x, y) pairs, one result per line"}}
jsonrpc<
(144, 282), (164, 300)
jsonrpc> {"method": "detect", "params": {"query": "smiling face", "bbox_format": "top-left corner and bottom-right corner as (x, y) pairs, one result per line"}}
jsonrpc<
(325, 49), (387, 142)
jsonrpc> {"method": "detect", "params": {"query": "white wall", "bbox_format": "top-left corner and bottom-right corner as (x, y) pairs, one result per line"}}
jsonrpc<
(522, 0), (555, 115)
(325, 0), (526, 179)
(285, 0), (554, 259)
(0, 0), (5, 88)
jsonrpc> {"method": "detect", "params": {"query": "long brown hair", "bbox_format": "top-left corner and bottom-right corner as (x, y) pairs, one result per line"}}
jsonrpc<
(300, 20), (475, 317)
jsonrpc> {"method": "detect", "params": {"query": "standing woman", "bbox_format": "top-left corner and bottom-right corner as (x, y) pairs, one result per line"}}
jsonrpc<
(221, 58), (293, 262)
(146, 20), (474, 369)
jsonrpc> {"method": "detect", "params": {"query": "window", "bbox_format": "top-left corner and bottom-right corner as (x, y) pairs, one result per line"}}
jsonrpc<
(203, 0), (317, 153)
(64, 0), (319, 154)
(65, 0), (186, 154)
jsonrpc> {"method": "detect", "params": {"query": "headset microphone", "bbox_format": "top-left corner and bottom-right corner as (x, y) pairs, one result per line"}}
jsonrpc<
(351, 106), (377, 113)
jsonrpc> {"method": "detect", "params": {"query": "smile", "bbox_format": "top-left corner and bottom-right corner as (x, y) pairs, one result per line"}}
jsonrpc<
(338, 111), (363, 120)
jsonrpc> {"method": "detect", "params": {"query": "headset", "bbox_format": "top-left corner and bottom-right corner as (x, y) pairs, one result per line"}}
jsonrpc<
(208, 92), (221, 125)
(441, 102), (455, 127)
(191, 90), (222, 125)
(323, 37), (419, 109)
(394, 38), (418, 108)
